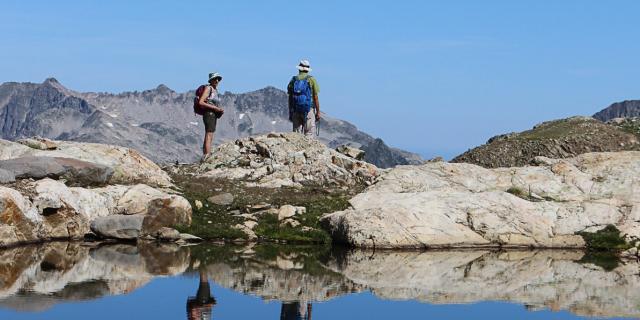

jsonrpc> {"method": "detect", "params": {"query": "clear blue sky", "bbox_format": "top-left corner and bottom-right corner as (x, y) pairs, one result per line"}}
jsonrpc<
(2, 0), (639, 158)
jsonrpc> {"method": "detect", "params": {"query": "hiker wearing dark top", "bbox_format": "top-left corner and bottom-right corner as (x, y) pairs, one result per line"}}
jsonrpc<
(196, 72), (224, 161)
(287, 60), (320, 137)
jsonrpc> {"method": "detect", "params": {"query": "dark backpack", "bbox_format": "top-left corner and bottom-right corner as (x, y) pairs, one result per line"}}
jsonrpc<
(193, 85), (208, 115)
(291, 76), (313, 115)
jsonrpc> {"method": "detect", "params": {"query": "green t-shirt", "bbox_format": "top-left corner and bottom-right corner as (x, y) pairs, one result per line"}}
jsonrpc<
(287, 72), (319, 97)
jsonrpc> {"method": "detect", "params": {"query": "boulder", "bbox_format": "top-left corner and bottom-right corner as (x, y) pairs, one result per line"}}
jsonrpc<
(0, 157), (66, 180)
(0, 187), (41, 245)
(90, 215), (145, 240)
(140, 197), (192, 235)
(277, 205), (297, 221)
(0, 139), (171, 187)
(207, 193), (234, 206)
(155, 227), (181, 241)
(336, 145), (365, 160)
(321, 151), (640, 249)
(114, 184), (165, 215)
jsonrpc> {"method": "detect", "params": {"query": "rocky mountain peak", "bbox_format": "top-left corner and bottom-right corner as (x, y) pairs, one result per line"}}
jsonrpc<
(155, 84), (173, 93)
(593, 100), (640, 121)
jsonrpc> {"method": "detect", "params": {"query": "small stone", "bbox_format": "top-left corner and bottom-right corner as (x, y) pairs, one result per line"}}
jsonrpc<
(207, 193), (234, 206)
(239, 213), (257, 221)
(336, 145), (365, 160)
(207, 220), (212, 224)
(301, 226), (314, 232)
(294, 206), (306, 215)
(280, 218), (300, 228)
(243, 220), (258, 230)
(179, 233), (204, 243)
(155, 227), (181, 241)
(194, 200), (203, 210)
(621, 247), (638, 259)
(228, 210), (241, 215)
(253, 208), (279, 217)
(249, 161), (261, 169)
(248, 202), (272, 211)
(292, 172), (304, 182)
(278, 205), (297, 221)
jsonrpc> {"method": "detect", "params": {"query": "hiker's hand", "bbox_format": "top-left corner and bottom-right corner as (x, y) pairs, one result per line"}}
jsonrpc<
(315, 112), (321, 122)
(215, 107), (224, 115)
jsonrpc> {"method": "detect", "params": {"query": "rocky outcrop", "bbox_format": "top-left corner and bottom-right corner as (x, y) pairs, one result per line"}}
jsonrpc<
(0, 179), (191, 247)
(0, 78), (422, 167)
(325, 249), (640, 318)
(198, 132), (381, 188)
(321, 151), (640, 249)
(0, 138), (171, 187)
(452, 117), (640, 168)
(593, 99), (640, 121)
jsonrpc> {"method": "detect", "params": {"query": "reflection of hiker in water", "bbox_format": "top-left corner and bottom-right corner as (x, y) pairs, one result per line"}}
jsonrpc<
(280, 301), (312, 320)
(187, 270), (216, 320)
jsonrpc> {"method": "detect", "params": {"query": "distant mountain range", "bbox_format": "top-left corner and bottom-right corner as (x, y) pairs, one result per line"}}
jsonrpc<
(0, 78), (423, 168)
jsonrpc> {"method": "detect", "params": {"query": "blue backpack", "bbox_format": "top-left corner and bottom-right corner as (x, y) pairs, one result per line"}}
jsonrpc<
(291, 76), (313, 115)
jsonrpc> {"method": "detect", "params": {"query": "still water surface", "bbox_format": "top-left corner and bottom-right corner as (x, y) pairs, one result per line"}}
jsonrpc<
(0, 242), (635, 319)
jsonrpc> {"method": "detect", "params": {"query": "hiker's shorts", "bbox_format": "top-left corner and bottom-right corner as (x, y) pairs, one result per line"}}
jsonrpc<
(292, 109), (315, 137)
(203, 111), (217, 133)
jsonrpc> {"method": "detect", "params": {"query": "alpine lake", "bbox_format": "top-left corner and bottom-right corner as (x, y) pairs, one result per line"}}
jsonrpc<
(0, 241), (637, 320)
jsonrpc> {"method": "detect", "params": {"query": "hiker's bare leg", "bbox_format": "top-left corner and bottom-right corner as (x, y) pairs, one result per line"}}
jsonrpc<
(292, 112), (303, 133)
(203, 132), (214, 155)
(304, 109), (316, 136)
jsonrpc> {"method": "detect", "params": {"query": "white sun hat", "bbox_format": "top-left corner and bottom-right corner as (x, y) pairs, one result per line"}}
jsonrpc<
(296, 60), (312, 72)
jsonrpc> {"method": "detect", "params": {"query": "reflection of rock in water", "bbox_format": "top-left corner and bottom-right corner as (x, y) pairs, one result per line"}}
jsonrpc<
(0, 242), (190, 311)
(192, 244), (362, 303)
(324, 250), (640, 318)
(2, 243), (640, 319)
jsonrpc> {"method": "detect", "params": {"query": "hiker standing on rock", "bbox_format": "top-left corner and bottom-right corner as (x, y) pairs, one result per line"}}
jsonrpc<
(287, 60), (320, 137)
(195, 72), (225, 162)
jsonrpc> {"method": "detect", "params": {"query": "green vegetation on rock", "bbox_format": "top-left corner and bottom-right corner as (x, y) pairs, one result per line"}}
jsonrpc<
(171, 172), (359, 244)
(577, 225), (631, 251)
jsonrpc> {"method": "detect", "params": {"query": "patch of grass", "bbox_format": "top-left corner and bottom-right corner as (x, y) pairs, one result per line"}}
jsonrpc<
(254, 213), (331, 244)
(577, 225), (631, 251)
(506, 187), (527, 198)
(518, 117), (597, 140)
(170, 172), (358, 243)
(173, 179), (247, 240)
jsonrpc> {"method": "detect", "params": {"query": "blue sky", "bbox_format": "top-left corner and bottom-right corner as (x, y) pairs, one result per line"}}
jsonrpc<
(1, 0), (639, 158)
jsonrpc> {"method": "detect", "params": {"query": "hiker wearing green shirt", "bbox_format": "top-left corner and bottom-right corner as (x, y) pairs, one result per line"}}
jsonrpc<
(287, 60), (320, 137)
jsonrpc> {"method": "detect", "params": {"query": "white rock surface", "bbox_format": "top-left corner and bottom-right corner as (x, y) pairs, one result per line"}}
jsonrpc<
(199, 133), (380, 188)
(0, 179), (191, 246)
(321, 152), (640, 248)
(0, 139), (171, 187)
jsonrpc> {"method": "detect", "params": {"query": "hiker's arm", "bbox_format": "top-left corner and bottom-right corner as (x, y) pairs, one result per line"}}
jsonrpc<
(313, 94), (321, 121)
(198, 87), (224, 113)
